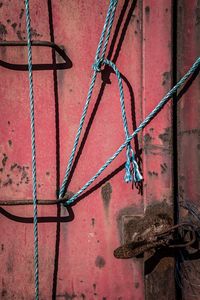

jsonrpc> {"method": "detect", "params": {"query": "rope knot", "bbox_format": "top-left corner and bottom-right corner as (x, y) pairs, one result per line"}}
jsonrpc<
(92, 58), (104, 72)
(124, 145), (143, 183)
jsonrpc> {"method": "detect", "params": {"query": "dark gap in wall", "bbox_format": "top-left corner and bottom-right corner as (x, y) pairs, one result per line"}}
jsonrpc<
(172, 1), (182, 299)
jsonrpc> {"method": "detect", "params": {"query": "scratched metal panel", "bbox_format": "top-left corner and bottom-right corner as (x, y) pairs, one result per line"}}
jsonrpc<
(177, 1), (200, 299)
(0, 0), (175, 299)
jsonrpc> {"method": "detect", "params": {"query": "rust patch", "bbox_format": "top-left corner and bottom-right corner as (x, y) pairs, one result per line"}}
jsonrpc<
(0, 162), (30, 188)
(162, 71), (170, 86)
(135, 282), (139, 288)
(160, 163), (167, 174)
(10, 163), (17, 170)
(91, 218), (95, 227)
(145, 257), (175, 300)
(159, 127), (172, 145)
(56, 292), (77, 299)
(144, 133), (152, 145)
(1, 289), (7, 298)
(148, 171), (158, 177)
(11, 23), (17, 30)
(19, 8), (24, 19)
(95, 256), (106, 268)
(3, 178), (12, 186)
(0, 23), (7, 41)
(196, 0), (200, 26)
(16, 29), (25, 41)
(178, 128), (200, 136)
(0, 2), (3, 8)
(118, 202), (172, 246)
(117, 205), (143, 243)
(2, 153), (8, 167)
(46, 171), (50, 176)
(93, 283), (97, 296)
(145, 6), (150, 15)
(101, 182), (112, 212)
(31, 28), (43, 38)
(116, 202), (175, 296)
(8, 140), (12, 147)
(6, 254), (14, 273)
(179, 185), (185, 200)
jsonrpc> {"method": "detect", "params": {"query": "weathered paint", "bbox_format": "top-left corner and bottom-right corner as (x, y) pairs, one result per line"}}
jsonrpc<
(142, 1), (175, 298)
(0, 0), (199, 299)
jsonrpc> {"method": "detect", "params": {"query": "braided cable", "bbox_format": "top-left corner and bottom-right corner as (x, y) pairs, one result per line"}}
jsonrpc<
(24, 1), (39, 299)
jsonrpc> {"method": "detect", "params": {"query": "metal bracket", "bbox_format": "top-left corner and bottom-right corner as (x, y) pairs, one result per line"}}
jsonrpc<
(0, 191), (74, 206)
(0, 40), (72, 70)
(114, 202), (197, 259)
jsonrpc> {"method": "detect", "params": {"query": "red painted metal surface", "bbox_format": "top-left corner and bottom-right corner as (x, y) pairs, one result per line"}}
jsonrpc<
(0, 0), (199, 299)
(142, 1), (175, 298)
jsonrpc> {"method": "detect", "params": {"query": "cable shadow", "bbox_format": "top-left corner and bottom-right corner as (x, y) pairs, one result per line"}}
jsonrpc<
(64, 0), (138, 194)
(0, 60), (72, 71)
(176, 66), (200, 101)
(47, 0), (65, 299)
(0, 206), (74, 223)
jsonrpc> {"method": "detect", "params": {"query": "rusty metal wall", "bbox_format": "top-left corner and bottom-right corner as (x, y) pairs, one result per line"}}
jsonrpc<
(0, 0), (199, 299)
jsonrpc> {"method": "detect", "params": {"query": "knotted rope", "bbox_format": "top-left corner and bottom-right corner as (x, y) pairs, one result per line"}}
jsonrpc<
(59, 0), (141, 200)
(65, 57), (200, 205)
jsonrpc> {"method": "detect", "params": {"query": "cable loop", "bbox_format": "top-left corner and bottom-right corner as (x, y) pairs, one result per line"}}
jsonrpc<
(92, 58), (104, 72)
